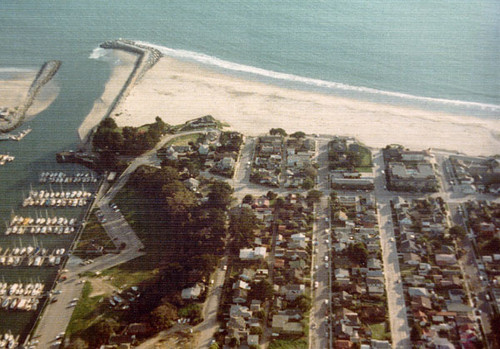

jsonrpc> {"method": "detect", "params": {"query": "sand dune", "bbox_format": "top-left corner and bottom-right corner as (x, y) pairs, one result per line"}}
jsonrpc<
(108, 55), (500, 156)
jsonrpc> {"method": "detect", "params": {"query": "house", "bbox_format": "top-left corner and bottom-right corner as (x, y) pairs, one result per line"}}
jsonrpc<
(181, 283), (203, 300)
(230, 305), (252, 319)
(435, 254), (457, 266)
(281, 284), (305, 301)
(403, 253), (421, 265)
(271, 314), (303, 335)
(198, 144), (209, 155)
(232, 288), (248, 304)
(239, 247), (267, 260)
(247, 334), (259, 346)
(240, 268), (256, 282)
(183, 178), (200, 191)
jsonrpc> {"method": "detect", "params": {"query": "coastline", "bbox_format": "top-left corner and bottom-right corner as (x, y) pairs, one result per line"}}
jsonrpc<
(109, 54), (500, 156)
(0, 65), (60, 131)
(77, 50), (138, 143)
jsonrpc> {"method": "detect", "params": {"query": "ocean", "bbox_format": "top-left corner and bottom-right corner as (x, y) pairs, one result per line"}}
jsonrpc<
(0, 0), (498, 338)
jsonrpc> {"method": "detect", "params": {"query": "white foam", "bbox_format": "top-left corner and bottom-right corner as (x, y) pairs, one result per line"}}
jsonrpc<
(89, 47), (110, 60)
(0, 67), (35, 73)
(135, 41), (500, 113)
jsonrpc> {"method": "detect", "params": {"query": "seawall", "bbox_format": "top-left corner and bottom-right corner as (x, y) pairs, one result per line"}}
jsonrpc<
(0, 60), (62, 133)
(77, 39), (162, 144)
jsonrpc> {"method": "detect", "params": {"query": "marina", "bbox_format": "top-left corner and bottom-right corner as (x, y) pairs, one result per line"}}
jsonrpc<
(0, 282), (45, 312)
(21, 189), (92, 208)
(39, 171), (98, 184)
(0, 333), (19, 349)
(0, 245), (67, 267)
(0, 128), (32, 142)
(4, 215), (77, 235)
(0, 168), (100, 340)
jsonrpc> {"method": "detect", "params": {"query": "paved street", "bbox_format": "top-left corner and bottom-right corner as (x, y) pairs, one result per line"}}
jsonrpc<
(193, 256), (229, 348)
(372, 151), (411, 348)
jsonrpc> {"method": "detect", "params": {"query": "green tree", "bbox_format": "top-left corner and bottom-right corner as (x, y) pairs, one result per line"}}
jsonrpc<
(269, 128), (287, 136)
(87, 318), (119, 347)
(99, 117), (118, 129)
(266, 191), (278, 200)
(290, 131), (306, 138)
(249, 279), (274, 301)
(243, 194), (254, 205)
(306, 189), (323, 205)
(449, 225), (466, 239)
(302, 177), (315, 190)
(150, 303), (178, 330)
(230, 207), (258, 247)
(346, 242), (368, 266)
(208, 181), (233, 210)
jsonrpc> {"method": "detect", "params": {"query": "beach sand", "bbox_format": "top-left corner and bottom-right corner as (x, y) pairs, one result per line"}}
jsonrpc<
(106, 55), (500, 156)
(0, 71), (59, 118)
(77, 50), (138, 142)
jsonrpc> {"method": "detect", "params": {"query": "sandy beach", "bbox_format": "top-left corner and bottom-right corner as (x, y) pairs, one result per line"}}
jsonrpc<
(77, 50), (138, 142)
(103, 54), (500, 156)
(0, 70), (59, 119)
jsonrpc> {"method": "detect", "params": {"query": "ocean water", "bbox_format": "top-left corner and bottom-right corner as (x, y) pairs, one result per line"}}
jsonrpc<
(0, 0), (498, 339)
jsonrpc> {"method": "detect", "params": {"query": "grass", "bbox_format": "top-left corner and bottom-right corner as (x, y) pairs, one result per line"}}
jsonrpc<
(269, 339), (307, 349)
(165, 133), (203, 147)
(74, 210), (114, 258)
(66, 282), (105, 336)
(368, 322), (391, 341)
(99, 259), (158, 290)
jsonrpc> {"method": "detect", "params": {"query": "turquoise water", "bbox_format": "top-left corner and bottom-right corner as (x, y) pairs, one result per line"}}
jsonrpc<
(0, 0), (498, 339)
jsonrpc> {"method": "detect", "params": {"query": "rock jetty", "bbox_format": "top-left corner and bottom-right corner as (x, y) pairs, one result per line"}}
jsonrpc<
(0, 60), (62, 133)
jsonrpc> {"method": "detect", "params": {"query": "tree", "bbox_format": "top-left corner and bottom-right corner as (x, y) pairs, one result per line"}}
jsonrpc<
(250, 326), (263, 335)
(491, 314), (500, 347)
(291, 294), (312, 312)
(449, 225), (466, 239)
(302, 177), (315, 190)
(266, 191), (278, 200)
(346, 242), (368, 266)
(87, 318), (119, 347)
(249, 280), (274, 301)
(99, 117), (118, 129)
(269, 128), (287, 136)
(306, 190), (323, 205)
(150, 303), (178, 330)
(208, 181), (233, 210)
(243, 194), (254, 205)
(71, 338), (89, 349)
(410, 323), (422, 341)
(230, 207), (258, 247)
(290, 131), (306, 138)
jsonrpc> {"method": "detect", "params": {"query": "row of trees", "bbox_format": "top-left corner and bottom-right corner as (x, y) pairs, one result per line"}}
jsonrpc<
(92, 116), (168, 155)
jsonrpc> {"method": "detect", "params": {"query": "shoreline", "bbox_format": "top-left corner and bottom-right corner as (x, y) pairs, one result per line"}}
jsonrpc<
(0, 60), (62, 133)
(77, 40), (162, 145)
(108, 52), (499, 156)
(0, 62), (61, 132)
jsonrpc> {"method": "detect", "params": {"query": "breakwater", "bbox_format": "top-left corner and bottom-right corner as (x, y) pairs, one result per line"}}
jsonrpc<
(77, 39), (162, 144)
(0, 60), (62, 133)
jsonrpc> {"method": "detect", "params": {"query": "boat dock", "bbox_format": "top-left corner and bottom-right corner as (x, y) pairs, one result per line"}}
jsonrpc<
(4, 215), (78, 236)
(0, 282), (45, 312)
(0, 246), (66, 267)
(0, 154), (15, 166)
(22, 190), (92, 208)
(39, 171), (98, 184)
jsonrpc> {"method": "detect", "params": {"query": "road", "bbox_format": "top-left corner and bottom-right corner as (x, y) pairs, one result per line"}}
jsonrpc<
(372, 150), (411, 349)
(192, 256), (229, 348)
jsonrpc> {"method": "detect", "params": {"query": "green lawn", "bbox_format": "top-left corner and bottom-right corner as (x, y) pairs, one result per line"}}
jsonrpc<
(368, 322), (391, 341)
(66, 282), (105, 336)
(269, 339), (308, 349)
(99, 259), (158, 290)
(74, 210), (114, 258)
(165, 133), (203, 147)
